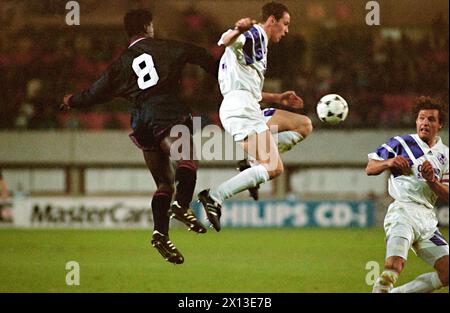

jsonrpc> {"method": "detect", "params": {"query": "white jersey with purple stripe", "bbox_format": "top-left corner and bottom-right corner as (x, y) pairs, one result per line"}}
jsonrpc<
(217, 24), (268, 101)
(368, 134), (449, 209)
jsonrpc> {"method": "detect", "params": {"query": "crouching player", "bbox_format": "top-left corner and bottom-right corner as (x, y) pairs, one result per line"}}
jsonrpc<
(366, 96), (448, 293)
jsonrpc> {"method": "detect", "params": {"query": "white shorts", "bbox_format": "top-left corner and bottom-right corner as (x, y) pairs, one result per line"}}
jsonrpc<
(384, 201), (449, 266)
(219, 90), (276, 142)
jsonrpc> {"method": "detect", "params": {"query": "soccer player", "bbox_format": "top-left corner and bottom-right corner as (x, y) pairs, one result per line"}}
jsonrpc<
(366, 96), (449, 293)
(0, 168), (12, 223)
(61, 9), (218, 264)
(0, 169), (9, 201)
(198, 2), (313, 231)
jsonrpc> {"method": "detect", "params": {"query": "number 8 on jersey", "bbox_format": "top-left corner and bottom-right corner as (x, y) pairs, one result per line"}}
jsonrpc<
(132, 53), (159, 90)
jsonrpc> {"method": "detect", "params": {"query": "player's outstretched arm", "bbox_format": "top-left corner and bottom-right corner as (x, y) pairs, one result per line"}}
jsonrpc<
(421, 160), (449, 203)
(262, 91), (304, 109)
(60, 63), (120, 111)
(183, 43), (219, 78)
(219, 18), (256, 47)
(365, 156), (411, 176)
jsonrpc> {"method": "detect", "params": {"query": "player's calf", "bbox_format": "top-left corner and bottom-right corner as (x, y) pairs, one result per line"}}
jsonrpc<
(241, 129), (283, 179)
(237, 159), (260, 201)
(174, 160), (198, 208)
(263, 158), (284, 179)
(434, 255), (449, 287)
(296, 115), (313, 139)
(275, 131), (304, 153)
(151, 188), (173, 236)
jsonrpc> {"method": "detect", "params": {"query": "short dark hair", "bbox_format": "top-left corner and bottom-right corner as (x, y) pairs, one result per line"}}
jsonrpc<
(124, 9), (153, 38)
(262, 1), (289, 21)
(414, 96), (447, 126)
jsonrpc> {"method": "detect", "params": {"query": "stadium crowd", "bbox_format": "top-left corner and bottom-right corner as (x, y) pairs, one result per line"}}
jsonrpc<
(0, 10), (448, 130)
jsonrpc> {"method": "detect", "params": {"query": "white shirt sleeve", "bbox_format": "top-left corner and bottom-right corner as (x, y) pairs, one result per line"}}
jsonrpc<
(368, 152), (384, 161)
(218, 29), (246, 48)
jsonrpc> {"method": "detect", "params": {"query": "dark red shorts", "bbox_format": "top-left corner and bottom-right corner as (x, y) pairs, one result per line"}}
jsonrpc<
(129, 115), (193, 152)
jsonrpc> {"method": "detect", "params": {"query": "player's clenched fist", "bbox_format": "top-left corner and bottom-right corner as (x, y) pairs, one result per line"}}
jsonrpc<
(234, 18), (257, 33)
(421, 160), (437, 183)
(280, 91), (304, 109)
(389, 156), (411, 175)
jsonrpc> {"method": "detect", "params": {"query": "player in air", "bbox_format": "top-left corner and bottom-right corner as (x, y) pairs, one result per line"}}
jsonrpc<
(60, 9), (219, 264)
(198, 1), (313, 231)
(366, 96), (448, 293)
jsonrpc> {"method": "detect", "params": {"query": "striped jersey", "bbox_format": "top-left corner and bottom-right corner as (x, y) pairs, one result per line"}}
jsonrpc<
(368, 134), (449, 209)
(217, 24), (268, 101)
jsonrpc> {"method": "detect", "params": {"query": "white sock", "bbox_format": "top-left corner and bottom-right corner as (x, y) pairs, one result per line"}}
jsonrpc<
(390, 272), (443, 293)
(274, 131), (303, 153)
(248, 155), (259, 166)
(211, 164), (270, 203)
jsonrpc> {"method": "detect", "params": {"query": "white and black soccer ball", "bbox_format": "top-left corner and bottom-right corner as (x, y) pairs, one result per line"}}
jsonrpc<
(316, 94), (349, 125)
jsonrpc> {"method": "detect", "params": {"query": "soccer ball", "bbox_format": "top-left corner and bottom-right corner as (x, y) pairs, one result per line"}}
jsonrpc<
(316, 94), (349, 125)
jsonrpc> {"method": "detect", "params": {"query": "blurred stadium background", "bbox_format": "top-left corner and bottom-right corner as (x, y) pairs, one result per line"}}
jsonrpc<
(0, 0), (448, 293)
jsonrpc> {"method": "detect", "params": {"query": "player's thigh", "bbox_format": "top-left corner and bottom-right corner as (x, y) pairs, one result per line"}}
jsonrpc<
(266, 109), (313, 136)
(220, 91), (269, 142)
(415, 231), (449, 267)
(160, 132), (198, 162)
(143, 150), (174, 189)
(384, 216), (414, 268)
(240, 129), (283, 173)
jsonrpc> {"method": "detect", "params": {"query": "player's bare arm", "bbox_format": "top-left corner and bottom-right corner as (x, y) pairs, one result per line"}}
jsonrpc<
(261, 91), (304, 109)
(366, 156), (411, 176)
(421, 160), (449, 203)
(219, 17), (257, 47)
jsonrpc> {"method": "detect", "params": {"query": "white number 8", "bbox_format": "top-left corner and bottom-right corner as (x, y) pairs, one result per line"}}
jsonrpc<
(132, 53), (159, 90)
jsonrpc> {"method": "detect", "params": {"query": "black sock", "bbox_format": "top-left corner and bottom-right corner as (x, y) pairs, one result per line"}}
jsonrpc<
(175, 163), (197, 208)
(151, 193), (171, 236)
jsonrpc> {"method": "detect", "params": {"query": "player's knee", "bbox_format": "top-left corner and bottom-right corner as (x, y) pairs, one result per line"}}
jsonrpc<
(268, 168), (283, 179)
(155, 183), (174, 197)
(266, 161), (284, 179)
(435, 256), (449, 286)
(287, 115), (313, 139)
(296, 116), (313, 139)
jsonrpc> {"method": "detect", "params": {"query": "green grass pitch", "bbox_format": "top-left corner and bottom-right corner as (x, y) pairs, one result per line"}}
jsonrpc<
(0, 227), (448, 293)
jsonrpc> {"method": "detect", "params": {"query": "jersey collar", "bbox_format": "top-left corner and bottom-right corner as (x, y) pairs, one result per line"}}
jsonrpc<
(256, 24), (269, 48)
(129, 37), (146, 48)
(412, 133), (442, 151)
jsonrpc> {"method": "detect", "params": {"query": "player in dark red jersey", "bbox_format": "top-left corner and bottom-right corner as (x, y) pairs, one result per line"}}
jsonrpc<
(61, 9), (218, 265)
